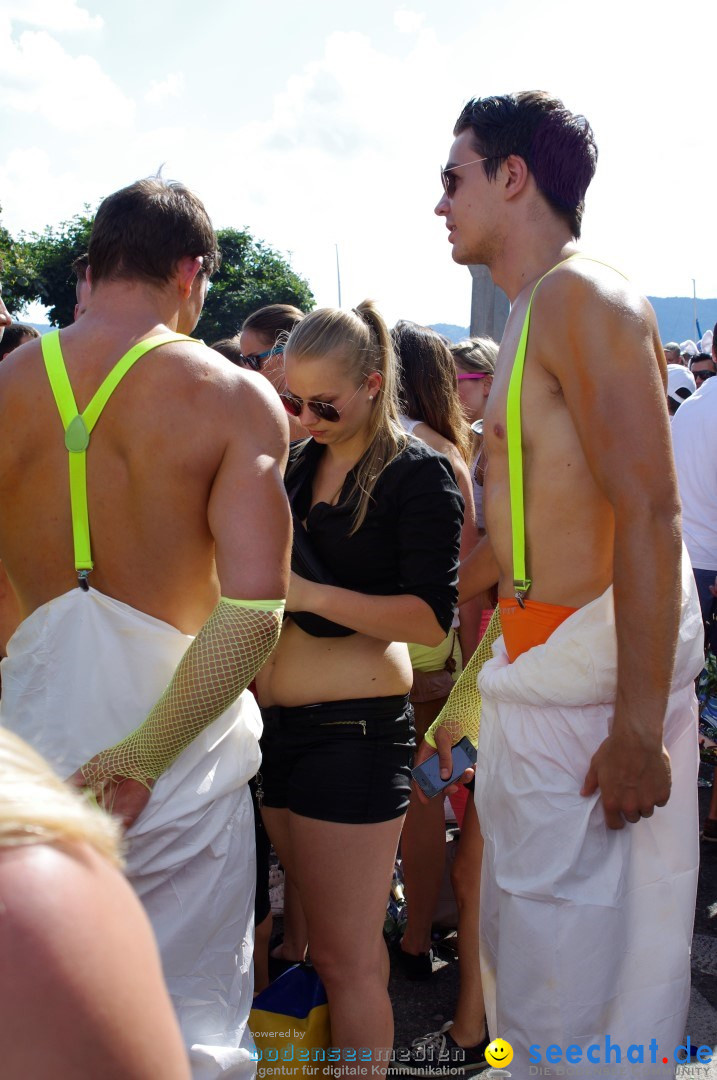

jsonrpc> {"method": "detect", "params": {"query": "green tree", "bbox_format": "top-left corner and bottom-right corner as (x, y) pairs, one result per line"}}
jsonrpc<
(2, 213), (313, 334)
(0, 207), (38, 317)
(15, 211), (94, 327)
(195, 228), (314, 342)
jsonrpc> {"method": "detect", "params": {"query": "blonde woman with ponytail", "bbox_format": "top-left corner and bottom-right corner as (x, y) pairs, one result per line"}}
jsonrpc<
(255, 301), (464, 1072)
(0, 728), (189, 1079)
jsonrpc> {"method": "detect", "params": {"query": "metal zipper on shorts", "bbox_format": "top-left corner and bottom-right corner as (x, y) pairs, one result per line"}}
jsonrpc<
(319, 719), (367, 735)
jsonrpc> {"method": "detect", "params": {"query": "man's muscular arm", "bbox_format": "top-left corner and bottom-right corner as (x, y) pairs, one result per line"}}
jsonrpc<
(71, 372), (291, 826)
(538, 269), (679, 829)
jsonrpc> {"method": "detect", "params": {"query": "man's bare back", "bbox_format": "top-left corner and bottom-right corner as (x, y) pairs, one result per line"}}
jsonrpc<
(0, 292), (288, 636)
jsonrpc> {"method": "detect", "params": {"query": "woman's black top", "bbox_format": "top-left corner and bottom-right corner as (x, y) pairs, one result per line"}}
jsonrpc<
(285, 436), (463, 638)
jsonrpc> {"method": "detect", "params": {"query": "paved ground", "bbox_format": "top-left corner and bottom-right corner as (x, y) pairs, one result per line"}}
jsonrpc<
(389, 778), (717, 1069)
(267, 773), (717, 1075)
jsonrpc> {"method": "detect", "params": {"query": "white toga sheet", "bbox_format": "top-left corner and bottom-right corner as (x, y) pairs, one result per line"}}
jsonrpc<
(475, 549), (704, 1080)
(0, 587), (262, 1079)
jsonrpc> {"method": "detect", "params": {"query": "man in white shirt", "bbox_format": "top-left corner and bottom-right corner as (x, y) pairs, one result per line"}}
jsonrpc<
(672, 372), (717, 622)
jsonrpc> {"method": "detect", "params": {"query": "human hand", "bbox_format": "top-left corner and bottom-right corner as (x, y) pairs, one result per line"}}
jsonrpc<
(286, 571), (318, 613)
(68, 763), (154, 830)
(581, 731), (671, 830)
(412, 725), (475, 805)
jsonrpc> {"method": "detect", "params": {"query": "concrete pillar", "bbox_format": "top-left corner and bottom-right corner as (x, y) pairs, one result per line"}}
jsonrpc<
(468, 264), (509, 341)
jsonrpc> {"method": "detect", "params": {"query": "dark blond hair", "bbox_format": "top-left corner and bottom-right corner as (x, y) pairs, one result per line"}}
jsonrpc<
(392, 320), (471, 464)
(450, 336), (498, 375)
(285, 300), (407, 534)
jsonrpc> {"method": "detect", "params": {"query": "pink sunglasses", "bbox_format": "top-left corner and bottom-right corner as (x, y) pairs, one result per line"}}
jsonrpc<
(457, 373), (488, 381)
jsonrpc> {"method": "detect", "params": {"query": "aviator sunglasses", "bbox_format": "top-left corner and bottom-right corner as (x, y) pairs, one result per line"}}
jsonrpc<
(440, 156), (500, 198)
(239, 344), (284, 371)
(281, 377), (368, 423)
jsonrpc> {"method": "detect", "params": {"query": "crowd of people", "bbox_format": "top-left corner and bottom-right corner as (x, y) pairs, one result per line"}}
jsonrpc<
(0, 89), (712, 1080)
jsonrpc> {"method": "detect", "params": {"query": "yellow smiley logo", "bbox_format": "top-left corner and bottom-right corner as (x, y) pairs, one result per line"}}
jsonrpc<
(485, 1038), (514, 1068)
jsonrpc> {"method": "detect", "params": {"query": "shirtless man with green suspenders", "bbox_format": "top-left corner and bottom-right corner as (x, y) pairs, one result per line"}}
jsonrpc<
(0, 179), (290, 1077)
(426, 93), (703, 1076)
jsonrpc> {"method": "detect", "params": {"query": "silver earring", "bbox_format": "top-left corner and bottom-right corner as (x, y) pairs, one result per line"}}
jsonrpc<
(368, 395), (374, 400)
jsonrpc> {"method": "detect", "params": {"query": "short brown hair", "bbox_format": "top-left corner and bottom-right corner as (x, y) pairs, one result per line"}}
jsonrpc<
(88, 177), (220, 285)
(72, 253), (89, 281)
(0, 323), (40, 360)
(454, 91), (597, 239)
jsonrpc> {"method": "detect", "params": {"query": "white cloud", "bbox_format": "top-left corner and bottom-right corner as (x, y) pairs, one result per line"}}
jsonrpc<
(0, 23), (134, 134)
(393, 9), (426, 34)
(145, 73), (185, 106)
(2, 0), (102, 32)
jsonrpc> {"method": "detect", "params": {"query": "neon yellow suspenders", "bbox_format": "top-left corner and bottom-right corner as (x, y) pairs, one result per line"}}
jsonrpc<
(505, 254), (627, 606)
(41, 330), (192, 589)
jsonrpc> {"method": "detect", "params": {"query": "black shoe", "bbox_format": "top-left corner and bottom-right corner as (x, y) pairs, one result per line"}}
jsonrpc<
(393, 940), (434, 980)
(390, 1022), (490, 1076)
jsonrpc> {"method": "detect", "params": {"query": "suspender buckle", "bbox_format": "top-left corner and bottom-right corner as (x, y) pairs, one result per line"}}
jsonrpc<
(513, 579), (531, 609)
(77, 569), (91, 592)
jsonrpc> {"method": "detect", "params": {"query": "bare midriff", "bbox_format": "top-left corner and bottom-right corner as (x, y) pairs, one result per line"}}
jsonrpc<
(255, 618), (413, 708)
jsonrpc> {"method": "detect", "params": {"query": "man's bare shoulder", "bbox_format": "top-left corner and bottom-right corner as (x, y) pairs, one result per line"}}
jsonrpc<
(532, 256), (663, 381)
(536, 256), (658, 335)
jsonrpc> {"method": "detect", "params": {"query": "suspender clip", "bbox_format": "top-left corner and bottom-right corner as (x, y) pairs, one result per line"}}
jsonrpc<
(77, 569), (91, 592)
(513, 579), (532, 609)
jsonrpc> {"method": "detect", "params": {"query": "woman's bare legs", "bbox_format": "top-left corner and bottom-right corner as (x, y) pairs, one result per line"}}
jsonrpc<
(399, 697), (448, 957)
(254, 910), (273, 995)
(449, 794), (486, 1047)
(261, 808), (308, 963)
(273, 875), (309, 962)
(286, 812), (405, 1077)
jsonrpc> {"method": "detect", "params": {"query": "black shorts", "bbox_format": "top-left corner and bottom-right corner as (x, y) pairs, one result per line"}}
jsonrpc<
(258, 695), (415, 825)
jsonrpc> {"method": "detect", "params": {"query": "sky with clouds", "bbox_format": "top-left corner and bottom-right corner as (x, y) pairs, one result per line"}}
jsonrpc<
(1, 0), (714, 328)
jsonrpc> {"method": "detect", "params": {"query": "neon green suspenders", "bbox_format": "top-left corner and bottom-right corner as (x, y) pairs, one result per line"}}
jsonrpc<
(505, 254), (627, 606)
(41, 329), (192, 589)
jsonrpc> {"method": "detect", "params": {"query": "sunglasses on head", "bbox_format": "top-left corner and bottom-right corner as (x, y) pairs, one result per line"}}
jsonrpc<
(281, 377), (368, 423)
(693, 369), (715, 381)
(239, 344), (284, 372)
(440, 156), (500, 198)
(456, 372), (489, 381)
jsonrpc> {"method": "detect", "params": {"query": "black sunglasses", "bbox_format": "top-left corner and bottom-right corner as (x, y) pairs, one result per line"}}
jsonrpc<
(239, 344), (283, 372)
(280, 378), (367, 423)
(440, 156), (501, 198)
(693, 369), (715, 381)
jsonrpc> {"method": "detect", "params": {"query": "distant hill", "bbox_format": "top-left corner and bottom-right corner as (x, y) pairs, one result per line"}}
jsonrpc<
(431, 299), (717, 350)
(647, 297), (716, 347)
(429, 323), (470, 343)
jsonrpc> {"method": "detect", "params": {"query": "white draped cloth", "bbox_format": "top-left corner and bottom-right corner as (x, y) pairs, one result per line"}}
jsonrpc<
(0, 587), (262, 1079)
(475, 551), (704, 1080)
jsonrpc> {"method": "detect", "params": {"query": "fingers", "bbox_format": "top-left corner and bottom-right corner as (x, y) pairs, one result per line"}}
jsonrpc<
(434, 728), (454, 780)
(580, 763), (598, 797)
(445, 766), (475, 795)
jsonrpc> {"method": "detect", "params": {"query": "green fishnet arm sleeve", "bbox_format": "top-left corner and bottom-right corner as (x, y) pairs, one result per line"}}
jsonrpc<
(424, 608), (502, 750)
(80, 598), (284, 788)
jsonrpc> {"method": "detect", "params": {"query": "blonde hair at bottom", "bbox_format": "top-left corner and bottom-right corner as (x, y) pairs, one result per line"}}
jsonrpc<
(0, 728), (123, 867)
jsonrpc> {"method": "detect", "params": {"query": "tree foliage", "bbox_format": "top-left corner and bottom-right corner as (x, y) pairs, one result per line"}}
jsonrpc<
(0, 207), (40, 317)
(0, 209), (314, 334)
(195, 228), (314, 342)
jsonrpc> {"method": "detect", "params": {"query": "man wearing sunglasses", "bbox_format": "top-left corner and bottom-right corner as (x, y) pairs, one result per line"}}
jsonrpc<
(690, 351), (717, 386)
(428, 91), (703, 1075)
(0, 180), (291, 1077)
